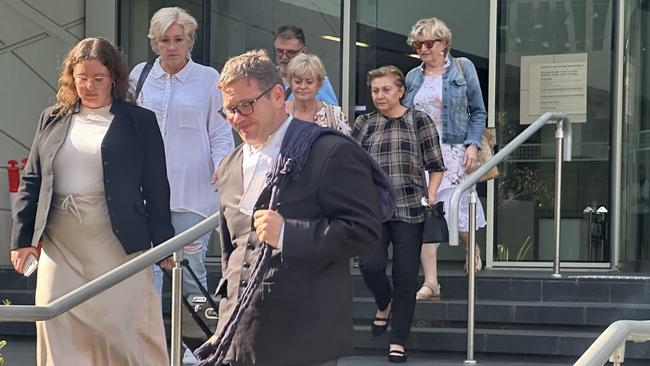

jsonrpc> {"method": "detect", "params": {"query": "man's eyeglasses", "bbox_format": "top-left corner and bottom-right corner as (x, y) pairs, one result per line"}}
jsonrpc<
(275, 47), (304, 58)
(412, 39), (440, 50)
(218, 84), (278, 119)
(73, 75), (110, 88)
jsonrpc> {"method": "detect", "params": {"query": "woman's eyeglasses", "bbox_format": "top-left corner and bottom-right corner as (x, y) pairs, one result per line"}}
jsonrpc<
(412, 39), (440, 50)
(73, 75), (109, 88)
(218, 84), (278, 119)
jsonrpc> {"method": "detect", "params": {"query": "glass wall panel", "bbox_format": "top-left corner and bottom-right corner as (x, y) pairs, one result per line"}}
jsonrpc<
(209, 1), (341, 98)
(355, 1), (490, 117)
(355, 0), (490, 261)
(495, 0), (613, 264)
(120, 0), (208, 67)
(620, 1), (650, 271)
(121, 1), (341, 95)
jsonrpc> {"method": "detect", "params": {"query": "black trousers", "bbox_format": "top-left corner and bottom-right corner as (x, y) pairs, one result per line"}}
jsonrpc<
(359, 220), (423, 346)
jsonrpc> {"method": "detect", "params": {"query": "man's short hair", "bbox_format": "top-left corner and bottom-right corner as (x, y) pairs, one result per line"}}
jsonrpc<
(218, 49), (283, 91)
(274, 25), (306, 46)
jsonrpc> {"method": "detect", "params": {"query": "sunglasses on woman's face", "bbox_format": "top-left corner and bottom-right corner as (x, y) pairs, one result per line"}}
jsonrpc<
(412, 39), (440, 50)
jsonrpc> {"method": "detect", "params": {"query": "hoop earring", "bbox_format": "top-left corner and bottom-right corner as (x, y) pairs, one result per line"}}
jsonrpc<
(112, 81), (116, 88)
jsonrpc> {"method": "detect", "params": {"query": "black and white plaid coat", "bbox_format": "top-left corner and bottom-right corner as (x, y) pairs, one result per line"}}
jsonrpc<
(352, 108), (445, 223)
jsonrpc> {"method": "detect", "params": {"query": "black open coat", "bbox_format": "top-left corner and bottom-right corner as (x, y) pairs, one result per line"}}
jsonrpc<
(11, 100), (174, 254)
(215, 119), (382, 366)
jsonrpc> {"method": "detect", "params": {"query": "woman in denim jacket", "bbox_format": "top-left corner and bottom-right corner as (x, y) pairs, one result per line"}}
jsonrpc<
(403, 17), (487, 300)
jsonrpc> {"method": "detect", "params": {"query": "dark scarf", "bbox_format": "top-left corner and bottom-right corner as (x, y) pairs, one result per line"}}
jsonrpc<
(195, 119), (395, 365)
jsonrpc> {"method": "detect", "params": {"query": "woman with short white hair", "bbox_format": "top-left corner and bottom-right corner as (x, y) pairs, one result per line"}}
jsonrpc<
(129, 7), (234, 364)
(286, 53), (350, 135)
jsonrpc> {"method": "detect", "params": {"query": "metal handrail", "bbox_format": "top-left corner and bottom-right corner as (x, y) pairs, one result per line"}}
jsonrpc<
(574, 320), (650, 366)
(449, 111), (572, 247)
(1, 212), (219, 365)
(0, 212), (219, 322)
(448, 111), (572, 364)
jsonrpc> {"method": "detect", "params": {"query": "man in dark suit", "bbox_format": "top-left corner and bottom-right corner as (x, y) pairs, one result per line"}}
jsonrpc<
(213, 49), (382, 366)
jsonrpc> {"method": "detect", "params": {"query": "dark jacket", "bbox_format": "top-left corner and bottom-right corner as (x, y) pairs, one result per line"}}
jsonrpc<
(10, 100), (174, 254)
(215, 119), (382, 366)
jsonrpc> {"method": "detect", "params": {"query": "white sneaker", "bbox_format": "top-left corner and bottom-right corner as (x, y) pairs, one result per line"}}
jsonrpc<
(182, 348), (199, 365)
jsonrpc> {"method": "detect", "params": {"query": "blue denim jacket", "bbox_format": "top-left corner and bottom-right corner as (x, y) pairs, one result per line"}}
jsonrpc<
(403, 56), (486, 147)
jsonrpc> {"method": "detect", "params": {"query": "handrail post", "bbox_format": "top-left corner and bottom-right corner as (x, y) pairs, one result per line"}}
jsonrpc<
(464, 186), (478, 365)
(170, 249), (184, 366)
(609, 341), (626, 365)
(553, 121), (565, 278)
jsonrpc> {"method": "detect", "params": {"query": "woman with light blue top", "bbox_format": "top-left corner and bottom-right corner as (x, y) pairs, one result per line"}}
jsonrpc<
(403, 17), (487, 301)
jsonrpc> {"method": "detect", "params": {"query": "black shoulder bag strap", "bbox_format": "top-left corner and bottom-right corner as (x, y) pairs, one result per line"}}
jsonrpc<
(135, 61), (154, 99)
(284, 86), (292, 101)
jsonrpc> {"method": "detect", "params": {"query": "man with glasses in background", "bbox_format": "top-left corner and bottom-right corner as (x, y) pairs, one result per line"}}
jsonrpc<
(274, 25), (339, 105)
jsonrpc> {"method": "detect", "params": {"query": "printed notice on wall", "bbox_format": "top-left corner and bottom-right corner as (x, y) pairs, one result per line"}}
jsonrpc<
(520, 53), (587, 124)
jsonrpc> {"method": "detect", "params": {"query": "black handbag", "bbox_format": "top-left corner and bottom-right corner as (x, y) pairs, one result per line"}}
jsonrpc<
(422, 201), (449, 244)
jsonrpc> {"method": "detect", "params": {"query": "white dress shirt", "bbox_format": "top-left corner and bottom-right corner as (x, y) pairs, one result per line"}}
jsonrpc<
(241, 116), (292, 249)
(130, 58), (234, 218)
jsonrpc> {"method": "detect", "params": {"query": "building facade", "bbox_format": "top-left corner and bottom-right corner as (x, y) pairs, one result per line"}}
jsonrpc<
(1, 0), (649, 273)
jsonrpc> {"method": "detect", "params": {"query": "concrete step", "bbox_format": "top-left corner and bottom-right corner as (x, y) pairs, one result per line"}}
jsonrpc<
(352, 272), (650, 305)
(353, 297), (650, 327)
(353, 325), (650, 359)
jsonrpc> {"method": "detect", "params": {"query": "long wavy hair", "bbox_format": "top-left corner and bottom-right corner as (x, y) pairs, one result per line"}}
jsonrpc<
(55, 37), (132, 115)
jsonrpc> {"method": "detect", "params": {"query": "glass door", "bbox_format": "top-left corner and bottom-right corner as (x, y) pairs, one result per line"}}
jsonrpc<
(493, 0), (614, 267)
(355, 0), (491, 262)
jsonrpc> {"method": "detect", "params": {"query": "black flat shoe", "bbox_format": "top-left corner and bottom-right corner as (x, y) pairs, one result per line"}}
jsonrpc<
(371, 316), (389, 337)
(388, 349), (407, 363)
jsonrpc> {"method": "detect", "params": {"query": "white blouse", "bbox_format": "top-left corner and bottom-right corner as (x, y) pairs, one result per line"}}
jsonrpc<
(130, 58), (235, 218)
(53, 105), (113, 195)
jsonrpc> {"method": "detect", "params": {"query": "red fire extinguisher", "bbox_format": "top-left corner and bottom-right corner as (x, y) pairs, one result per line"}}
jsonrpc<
(7, 160), (20, 219)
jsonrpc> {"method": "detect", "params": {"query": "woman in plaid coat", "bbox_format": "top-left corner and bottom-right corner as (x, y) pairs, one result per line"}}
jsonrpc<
(352, 65), (445, 363)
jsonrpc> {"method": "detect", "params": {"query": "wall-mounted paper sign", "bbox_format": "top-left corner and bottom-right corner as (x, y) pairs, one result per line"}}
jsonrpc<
(520, 53), (587, 124)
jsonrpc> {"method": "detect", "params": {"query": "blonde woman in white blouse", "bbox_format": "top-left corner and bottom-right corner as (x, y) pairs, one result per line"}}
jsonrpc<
(285, 53), (351, 135)
(129, 7), (234, 363)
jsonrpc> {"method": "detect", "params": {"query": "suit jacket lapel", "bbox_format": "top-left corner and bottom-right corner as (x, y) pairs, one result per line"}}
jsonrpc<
(253, 184), (272, 211)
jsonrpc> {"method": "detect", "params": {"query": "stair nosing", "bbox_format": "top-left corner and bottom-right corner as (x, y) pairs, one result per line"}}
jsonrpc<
(353, 325), (602, 338)
(352, 296), (650, 308)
